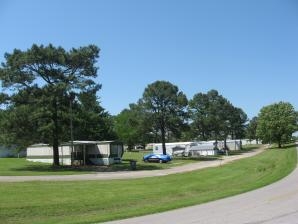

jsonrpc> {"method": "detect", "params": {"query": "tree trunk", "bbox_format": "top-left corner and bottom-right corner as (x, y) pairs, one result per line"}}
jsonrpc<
(224, 138), (229, 156)
(202, 131), (206, 141)
(52, 97), (60, 166)
(53, 136), (59, 166)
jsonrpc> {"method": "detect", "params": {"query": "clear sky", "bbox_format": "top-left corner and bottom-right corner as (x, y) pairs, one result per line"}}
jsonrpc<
(0, 0), (297, 119)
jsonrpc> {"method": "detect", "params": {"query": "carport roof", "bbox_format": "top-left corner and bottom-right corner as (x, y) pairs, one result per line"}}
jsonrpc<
(60, 140), (120, 146)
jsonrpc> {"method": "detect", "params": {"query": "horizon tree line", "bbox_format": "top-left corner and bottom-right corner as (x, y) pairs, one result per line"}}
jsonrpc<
(115, 81), (250, 154)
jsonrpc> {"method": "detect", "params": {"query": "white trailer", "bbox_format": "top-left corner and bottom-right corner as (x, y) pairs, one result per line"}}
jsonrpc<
(151, 140), (242, 157)
(186, 141), (217, 157)
(27, 141), (124, 166)
(153, 142), (193, 156)
(217, 140), (242, 151)
(27, 144), (67, 164)
(241, 139), (261, 145)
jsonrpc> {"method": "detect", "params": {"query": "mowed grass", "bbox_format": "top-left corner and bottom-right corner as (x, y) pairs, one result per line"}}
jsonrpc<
(0, 158), (93, 176)
(0, 151), (218, 175)
(0, 145), (296, 224)
(121, 150), (218, 170)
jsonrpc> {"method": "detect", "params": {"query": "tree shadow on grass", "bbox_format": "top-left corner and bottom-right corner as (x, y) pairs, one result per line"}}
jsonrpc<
(228, 147), (259, 155)
(12, 152), (250, 174)
(173, 156), (220, 161)
(280, 143), (297, 149)
(11, 164), (98, 173)
(120, 160), (165, 171)
(11, 162), (163, 173)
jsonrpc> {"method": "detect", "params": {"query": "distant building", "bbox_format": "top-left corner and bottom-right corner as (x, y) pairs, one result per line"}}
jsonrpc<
(152, 142), (193, 156)
(151, 140), (244, 157)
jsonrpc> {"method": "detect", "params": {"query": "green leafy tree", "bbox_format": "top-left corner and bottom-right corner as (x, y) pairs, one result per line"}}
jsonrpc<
(189, 90), (230, 141)
(246, 116), (259, 143)
(256, 102), (297, 148)
(189, 90), (247, 149)
(229, 107), (248, 140)
(188, 92), (211, 140)
(0, 87), (53, 149)
(0, 105), (40, 151)
(114, 103), (152, 149)
(74, 91), (116, 141)
(141, 81), (188, 155)
(0, 44), (101, 165)
(114, 108), (137, 149)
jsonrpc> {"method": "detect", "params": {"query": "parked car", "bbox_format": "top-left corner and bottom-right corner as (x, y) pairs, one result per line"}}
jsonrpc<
(143, 153), (172, 163)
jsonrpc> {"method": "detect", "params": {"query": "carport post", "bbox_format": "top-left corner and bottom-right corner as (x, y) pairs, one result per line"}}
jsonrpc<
(83, 145), (86, 165)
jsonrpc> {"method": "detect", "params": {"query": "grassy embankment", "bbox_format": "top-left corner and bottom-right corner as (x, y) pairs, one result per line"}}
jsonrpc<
(0, 144), (296, 224)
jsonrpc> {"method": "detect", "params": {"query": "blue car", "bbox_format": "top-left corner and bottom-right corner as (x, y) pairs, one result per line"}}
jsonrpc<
(143, 153), (172, 163)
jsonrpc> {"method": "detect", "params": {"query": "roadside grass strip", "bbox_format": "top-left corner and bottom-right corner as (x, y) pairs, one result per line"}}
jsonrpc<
(0, 145), (296, 224)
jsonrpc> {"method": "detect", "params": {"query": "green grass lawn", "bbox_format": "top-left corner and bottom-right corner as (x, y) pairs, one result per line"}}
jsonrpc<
(0, 150), (219, 176)
(0, 144), (296, 224)
(121, 150), (219, 170)
(0, 158), (95, 176)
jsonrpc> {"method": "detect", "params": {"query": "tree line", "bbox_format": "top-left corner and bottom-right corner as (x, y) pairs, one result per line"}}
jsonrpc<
(115, 82), (249, 154)
(117, 82), (297, 154)
(0, 44), (297, 165)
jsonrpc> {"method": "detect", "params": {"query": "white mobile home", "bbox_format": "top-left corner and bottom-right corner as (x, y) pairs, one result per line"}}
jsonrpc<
(27, 141), (124, 166)
(153, 142), (193, 156)
(241, 139), (261, 145)
(186, 142), (218, 157)
(151, 140), (242, 157)
(217, 140), (242, 151)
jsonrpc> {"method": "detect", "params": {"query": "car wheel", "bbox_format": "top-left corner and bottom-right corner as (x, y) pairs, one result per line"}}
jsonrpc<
(159, 159), (163, 163)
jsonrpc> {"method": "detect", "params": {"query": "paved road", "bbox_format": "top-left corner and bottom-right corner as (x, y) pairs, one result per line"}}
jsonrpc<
(0, 148), (264, 182)
(105, 144), (298, 224)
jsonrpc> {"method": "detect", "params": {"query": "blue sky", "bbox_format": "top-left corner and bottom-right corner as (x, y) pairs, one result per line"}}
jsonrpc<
(0, 0), (297, 119)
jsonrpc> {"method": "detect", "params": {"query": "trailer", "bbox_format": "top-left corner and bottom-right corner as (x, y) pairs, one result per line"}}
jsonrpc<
(152, 142), (193, 156)
(217, 140), (242, 151)
(185, 141), (218, 157)
(27, 141), (124, 166)
(241, 139), (261, 145)
(151, 140), (242, 157)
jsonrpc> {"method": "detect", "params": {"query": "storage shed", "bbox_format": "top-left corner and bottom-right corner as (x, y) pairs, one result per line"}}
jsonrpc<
(27, 141), (124, 166)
